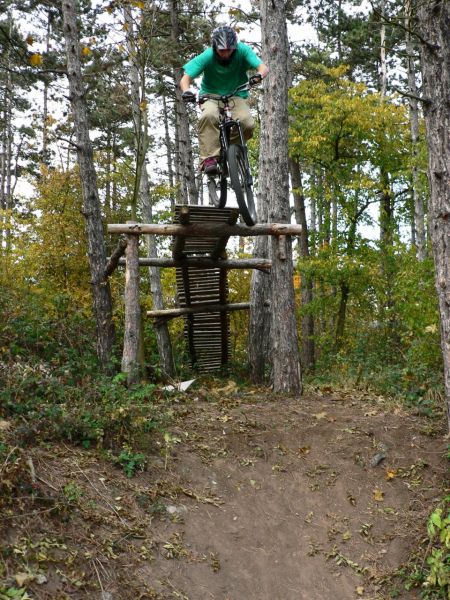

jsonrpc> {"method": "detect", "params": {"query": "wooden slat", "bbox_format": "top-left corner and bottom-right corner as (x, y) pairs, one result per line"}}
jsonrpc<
(173, 205), (233, 373)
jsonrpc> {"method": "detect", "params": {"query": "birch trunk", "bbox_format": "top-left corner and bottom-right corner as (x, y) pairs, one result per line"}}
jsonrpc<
(61, 0), (115, 369)
(260, 0), (301, 393)
(418, 0), (450, 430)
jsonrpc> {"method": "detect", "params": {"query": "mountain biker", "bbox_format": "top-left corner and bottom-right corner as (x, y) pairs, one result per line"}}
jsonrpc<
(180, 25), (269, 175)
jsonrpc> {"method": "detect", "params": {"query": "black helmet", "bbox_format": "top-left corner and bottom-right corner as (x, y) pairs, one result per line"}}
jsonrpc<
(212, 26), (238, 51)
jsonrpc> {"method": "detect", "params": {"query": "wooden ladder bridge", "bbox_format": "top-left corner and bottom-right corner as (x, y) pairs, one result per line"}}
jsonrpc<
(107, 205), (301, 376)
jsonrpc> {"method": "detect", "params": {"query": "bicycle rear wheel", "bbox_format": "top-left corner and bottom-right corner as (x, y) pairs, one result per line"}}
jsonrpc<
(207, 175), (227, 209)
(227, 144), (256, 226)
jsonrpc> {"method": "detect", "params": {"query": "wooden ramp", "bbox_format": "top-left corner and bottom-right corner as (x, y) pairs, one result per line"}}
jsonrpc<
(174, 205), (237, 372)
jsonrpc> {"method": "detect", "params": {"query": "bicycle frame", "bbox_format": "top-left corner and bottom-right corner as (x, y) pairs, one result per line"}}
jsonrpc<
(197, 81), (257, 224)
(199, 86), (249, 175)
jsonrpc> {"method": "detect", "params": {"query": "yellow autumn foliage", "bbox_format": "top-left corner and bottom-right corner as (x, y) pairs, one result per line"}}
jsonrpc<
(29, 53), (43, 67)
(15, 167), (92, 316)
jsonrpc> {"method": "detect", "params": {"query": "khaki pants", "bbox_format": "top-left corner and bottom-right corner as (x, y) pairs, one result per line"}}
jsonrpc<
(198, 96), (254, 162)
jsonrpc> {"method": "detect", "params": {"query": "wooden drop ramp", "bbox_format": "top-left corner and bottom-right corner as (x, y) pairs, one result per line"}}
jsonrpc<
(174, 204), (238, 373)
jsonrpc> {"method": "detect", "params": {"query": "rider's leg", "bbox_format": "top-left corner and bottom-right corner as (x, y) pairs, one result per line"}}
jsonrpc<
(230, 98), (254, 144)
(198, 100), (221, 162)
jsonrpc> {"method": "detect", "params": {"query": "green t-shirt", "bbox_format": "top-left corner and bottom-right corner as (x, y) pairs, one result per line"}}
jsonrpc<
(182, 42), (262, 98)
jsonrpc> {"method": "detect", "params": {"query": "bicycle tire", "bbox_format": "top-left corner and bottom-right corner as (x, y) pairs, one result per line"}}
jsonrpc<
(227, 144), (256, 226)
(207, 175), (227, 208)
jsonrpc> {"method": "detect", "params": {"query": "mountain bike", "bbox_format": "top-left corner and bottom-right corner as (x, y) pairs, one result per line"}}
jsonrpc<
(187, 81), (259, 226)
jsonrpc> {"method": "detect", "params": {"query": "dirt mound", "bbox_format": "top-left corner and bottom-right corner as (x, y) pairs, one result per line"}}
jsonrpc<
(1, 386), (448, 599)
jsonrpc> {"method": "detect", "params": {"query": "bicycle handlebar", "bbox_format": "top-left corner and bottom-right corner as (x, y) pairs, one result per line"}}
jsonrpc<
(198, 79), (259, 105)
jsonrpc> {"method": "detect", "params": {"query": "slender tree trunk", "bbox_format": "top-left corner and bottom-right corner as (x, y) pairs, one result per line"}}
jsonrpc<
(418, 0), (450, 430)
(248, 96), (271, 383)
(248, 11), (273, 383)
(335, 218), (356, 347)
(161, 89), (176, 212)
(405, 0), (426, 260)
(42, 9), (51, 164)
(260, 0), (301, 393)
(1, 15), (13, 253)
(379, 0), (387, 97)
(61, 0), (115, 369)
(141, 168), (175, 377)
(169, 0), (198, 205)
(290, 158), (315, 371)
(124, 6), (174, 378)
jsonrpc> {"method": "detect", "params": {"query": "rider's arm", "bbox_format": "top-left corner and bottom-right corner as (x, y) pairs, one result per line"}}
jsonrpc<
(180, 73), (194, 92)
(257, 63), (269, 80)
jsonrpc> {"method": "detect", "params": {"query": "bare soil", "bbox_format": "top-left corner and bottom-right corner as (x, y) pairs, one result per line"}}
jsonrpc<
(1, 383), (448, 600)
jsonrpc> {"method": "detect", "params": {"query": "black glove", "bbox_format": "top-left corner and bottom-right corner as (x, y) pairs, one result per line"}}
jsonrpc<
(182, 90), (196, 103)
(249, 74), (262, 87)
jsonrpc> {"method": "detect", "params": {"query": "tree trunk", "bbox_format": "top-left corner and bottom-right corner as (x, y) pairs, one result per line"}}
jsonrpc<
(122, 231), (141, 384)
(41, 9), (52, 164)
(260, 0), (301, 394)
(405, 0), (426, 260)
(169, 0), (198, 205)
(141, 167), (175, 378)
(162, 89), (176, 212)
(124, 6), (174, 378)
(379, 0), (387, 97)
(290, 158), (315, 372)
(249, 63), (271, 383)
(61, 0), (115, 369)
(418, 0), (450, 430)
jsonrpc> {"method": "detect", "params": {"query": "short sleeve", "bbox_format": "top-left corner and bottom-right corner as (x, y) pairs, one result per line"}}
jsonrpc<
(183, 48), (213, 79)
(241, 43), (262, 70)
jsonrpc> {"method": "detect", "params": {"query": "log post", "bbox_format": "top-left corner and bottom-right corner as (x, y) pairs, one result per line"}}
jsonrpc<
(173, 205), (190, 259)
(122, 224), (141, 384)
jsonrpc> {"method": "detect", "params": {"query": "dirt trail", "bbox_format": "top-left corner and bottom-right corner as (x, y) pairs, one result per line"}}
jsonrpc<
(1, 384), (448, 599)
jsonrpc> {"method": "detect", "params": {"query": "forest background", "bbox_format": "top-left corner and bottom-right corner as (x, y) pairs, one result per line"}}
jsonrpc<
(0, 0), (443, 407)
(0, 0), (449, 596)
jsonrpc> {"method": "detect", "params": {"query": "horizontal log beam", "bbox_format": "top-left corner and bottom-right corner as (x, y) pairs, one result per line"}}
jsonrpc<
(107, 222), (302, 237)
(116, 257), (271, 271)
(147, 302), (251, 319)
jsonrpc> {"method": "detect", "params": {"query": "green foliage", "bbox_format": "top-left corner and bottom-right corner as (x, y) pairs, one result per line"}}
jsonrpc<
(403, 495), (450, 599)
(116, 446), (147, 477)
(63, 482), (84, 504)
(302, 242), (443, 404)
(0, 284), (164, 451)
(0, 588), (31, 600)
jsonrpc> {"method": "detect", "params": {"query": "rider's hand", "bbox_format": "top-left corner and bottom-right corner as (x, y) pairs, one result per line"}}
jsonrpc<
(249, 74), (262, 87)
(182, 90), (196, 103)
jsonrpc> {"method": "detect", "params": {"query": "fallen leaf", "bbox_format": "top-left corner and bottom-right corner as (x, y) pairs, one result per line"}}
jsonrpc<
(313, 411), (327, 420)
(297, 446), (311, 456)
(385, 468), (397, 480)
(373, 488), (384, 502)
(15, 572), (34, 586)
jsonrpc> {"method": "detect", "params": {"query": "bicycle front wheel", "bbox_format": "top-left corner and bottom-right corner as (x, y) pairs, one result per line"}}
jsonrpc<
(227, 144), (256, 226)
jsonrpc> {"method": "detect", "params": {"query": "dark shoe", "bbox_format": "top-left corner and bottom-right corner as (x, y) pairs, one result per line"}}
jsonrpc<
(202, 157), (218, 175)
